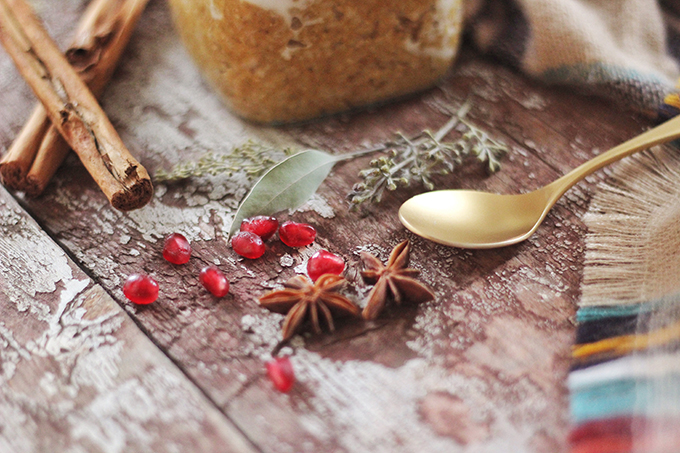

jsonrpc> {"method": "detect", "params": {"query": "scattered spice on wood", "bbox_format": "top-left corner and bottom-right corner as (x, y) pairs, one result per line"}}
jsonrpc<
(265, 356), (295, 393)
(259, 274), (360, 341)
(360, 240), (435, 320)
(279, 221), (317, 247)
(123, 273), (159, 305)
(239, 215), (279, 241)
(306, 250), (345, 282)
(0, 0), (152, 210)
(231, 230), (266, 259)
(199, 266), (230, 298)
(162, 232), (191, 265)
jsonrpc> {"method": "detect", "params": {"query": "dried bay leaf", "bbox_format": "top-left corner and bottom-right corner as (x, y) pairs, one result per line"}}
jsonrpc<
(228, 149), (342, 237)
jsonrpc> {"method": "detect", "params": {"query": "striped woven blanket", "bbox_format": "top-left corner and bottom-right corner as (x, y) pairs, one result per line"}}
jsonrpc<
(467, 2), (680, 452)
(466, 0), (680, 122)
(569, 145), (680, 453)
(570, 299), (680, 452)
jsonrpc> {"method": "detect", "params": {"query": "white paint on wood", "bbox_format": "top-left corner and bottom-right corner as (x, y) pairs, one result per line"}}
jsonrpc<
(0, 189), (254, 452)
(0, 201), (74, 308)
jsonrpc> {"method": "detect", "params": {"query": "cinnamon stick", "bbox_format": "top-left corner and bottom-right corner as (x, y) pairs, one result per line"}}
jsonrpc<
(0, 108), (50, 189)
(0, 0), (152, 210)
(24, 125), (70, 197)
(23, 0), (151, 197)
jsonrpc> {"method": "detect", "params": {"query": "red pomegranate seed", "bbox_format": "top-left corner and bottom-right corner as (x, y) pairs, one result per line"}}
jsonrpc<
(266, 356), (295, 393)
(231, 231), (266, 259)
(240, 215), (279, 241)
(279, 221), (316, 247)
(162, 233), (191, 265)
(123, 273), (159, 305)
(307, 250), (345, 281)
(200, 266), (230, 297)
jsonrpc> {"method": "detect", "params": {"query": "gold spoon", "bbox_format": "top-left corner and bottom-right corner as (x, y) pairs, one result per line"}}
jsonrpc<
(399, 114), (680, 249)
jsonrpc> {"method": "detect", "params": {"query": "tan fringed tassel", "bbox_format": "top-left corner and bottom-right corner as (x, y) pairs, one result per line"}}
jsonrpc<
(581, 145), (680, 307)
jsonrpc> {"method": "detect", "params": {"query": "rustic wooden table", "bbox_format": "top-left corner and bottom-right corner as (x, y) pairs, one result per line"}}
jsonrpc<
(0, 1), (651, 452)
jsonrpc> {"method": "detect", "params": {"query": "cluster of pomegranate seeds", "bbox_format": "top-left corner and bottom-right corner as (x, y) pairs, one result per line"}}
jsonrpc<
(307, 250), (345, 281)
(123, 274), (159, 305)
(240, 215), (279, 241)
(231, 231), (266, 259)
(128, 217), (319, 303)
(265, 356), (295, 393)
(279, 221), (316, 247)
(200, 266), (230, 297)
(234, 216), (317, 258)
(162, 233), (191, 264)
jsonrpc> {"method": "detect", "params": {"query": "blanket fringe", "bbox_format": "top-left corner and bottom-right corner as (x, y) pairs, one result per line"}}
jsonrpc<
(581, 146), (680, 306)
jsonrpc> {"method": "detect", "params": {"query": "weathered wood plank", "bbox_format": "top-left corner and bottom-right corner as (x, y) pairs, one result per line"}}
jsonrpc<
(0, 1), (655, 452)
(0, 187), (255, 452)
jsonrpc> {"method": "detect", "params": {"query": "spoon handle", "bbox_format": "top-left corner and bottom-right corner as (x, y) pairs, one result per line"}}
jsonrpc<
(547, 114), (680, 200)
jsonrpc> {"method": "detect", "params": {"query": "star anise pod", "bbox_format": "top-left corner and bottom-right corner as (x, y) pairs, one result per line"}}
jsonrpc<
(360, 240), (435, 320)
(259, 274), (360, 341)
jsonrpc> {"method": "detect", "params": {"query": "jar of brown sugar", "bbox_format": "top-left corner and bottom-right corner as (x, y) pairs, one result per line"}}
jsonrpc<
(167, 0), (464, 124)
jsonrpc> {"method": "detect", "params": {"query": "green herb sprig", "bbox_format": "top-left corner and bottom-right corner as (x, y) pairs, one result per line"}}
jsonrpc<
(347, 103), (506, 206)
(152, 103), (508, 238)
(154, 140), (296, 183)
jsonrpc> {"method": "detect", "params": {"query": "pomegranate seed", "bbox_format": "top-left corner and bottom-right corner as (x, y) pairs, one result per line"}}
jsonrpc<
(279, 221), (316, 247)
(240, 215), (279, 241)
(123, 273), (159, 305)
(231, 231), (266, 259)
(307, 250), (345, 281)
(163, 233), (191, 265)
(266, 356), (295, 393)
(200, 266), (230, 297)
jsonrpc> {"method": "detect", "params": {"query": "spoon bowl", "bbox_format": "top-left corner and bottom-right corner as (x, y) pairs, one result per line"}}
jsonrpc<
(399, 114), (680, 248)
(399, 189), (552, 248)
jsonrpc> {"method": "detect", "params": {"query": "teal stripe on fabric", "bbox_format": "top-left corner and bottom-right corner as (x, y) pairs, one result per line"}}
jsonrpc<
(542, 62), (670, 87)
(571, 376), (680, 423)
(571, 379), (636, 423)
(577, 303), (656, 323)
(576, 294), (680, 323)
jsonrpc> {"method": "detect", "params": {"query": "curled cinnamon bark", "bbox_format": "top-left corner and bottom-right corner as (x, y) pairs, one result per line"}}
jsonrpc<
(0, 0), (151, 210)
(0, 108), (50, 189)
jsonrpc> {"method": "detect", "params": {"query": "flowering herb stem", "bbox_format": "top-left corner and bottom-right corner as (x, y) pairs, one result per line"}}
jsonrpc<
(153, 102), (508, 213)
(346, 101), (507, 206)
(154, 140), (295, 183)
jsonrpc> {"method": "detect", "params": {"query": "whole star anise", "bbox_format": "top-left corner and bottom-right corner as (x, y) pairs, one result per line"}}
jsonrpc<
(360, 240), (435, 320)
(259, 274), (360, 341)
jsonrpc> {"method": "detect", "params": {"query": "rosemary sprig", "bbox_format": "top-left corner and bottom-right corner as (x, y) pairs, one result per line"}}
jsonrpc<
(154, 140), (296, 183)
(346, 103), (507, 206)
(153, 103), (508, 214)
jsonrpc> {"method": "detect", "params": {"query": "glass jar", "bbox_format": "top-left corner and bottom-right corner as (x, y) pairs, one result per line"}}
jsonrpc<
(167, 0), (464, 124)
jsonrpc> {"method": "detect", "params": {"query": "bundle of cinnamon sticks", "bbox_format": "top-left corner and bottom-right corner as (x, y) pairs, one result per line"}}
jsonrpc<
(0, 0), (152, 211)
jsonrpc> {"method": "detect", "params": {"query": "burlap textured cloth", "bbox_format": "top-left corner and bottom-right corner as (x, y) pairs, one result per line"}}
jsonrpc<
(571, 148), (680, 453)
(468, 2), (680, 452)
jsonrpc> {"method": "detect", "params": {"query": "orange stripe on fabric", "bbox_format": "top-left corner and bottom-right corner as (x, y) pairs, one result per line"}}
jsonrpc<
(664, 94), (680, 110)
(572, 319), (680, 359)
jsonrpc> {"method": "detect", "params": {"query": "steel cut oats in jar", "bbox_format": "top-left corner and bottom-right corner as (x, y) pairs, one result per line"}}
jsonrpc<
(167, 0), (464, 123)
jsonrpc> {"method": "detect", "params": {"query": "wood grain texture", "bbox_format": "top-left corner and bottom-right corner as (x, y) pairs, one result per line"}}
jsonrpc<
(0, 1), (651, 452)
(0, 187), (255, 453)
